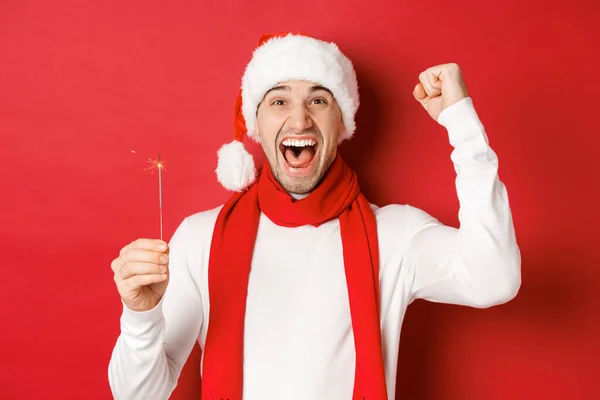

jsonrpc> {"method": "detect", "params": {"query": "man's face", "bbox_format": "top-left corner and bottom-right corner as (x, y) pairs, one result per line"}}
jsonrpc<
(255, 80), (344, 194)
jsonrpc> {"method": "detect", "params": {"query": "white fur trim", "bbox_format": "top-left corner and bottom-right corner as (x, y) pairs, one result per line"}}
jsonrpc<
(215, 140), (256, 191)
(241, 34), (359, 144)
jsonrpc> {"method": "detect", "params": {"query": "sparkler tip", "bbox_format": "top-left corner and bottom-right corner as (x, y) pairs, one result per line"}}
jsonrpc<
(145, 155), (167, 173)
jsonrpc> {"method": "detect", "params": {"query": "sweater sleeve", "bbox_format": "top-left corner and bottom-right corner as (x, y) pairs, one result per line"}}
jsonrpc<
(108, 217), (204, 399)
(405, 97), (521, 308)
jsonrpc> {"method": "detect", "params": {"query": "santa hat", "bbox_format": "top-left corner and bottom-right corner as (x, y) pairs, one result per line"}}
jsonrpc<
(215, 33), (360, 192)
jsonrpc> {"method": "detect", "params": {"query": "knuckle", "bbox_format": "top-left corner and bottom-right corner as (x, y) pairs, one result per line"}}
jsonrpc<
(449, 63), (461, 75)
(110, 258), (119, 273)
(119, 263), (131, 278)
(125, 248), (140, 262)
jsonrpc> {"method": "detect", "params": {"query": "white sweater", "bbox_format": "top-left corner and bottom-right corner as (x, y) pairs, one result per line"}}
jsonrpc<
(108, 97), (521, 400)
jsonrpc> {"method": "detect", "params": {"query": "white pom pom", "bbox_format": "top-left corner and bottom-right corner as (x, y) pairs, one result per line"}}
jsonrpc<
(215, 140), (256, 191)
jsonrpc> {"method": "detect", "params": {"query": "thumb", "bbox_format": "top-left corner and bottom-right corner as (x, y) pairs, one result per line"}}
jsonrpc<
(413, 83), (428, 102)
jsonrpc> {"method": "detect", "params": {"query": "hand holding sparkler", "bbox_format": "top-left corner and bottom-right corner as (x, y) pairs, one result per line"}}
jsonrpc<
(111, 238), (170, 312)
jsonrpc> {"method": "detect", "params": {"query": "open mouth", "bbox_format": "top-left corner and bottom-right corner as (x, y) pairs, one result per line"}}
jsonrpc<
(280, 138), (318, 171)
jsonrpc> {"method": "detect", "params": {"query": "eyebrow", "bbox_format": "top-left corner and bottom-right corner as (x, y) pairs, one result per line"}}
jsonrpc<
(263, 84), (333, 97)
(310, 85), (334, 96)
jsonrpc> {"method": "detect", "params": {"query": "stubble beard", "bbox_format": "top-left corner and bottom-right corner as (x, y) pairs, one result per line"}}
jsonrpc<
(273, 157), (326, 194)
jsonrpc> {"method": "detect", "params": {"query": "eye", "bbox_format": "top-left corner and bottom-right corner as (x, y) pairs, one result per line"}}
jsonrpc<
(311, 98), (327, 105)
(271, 99), (285, 106)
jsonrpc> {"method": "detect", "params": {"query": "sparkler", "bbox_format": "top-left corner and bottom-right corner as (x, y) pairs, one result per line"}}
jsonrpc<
(145, 154), (166, 240)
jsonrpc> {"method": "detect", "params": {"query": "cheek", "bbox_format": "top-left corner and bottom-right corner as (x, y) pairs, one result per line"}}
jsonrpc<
(319, 112), (343, 144)
(257, 117), (284, 158)
(257, 112), (285, 140)
(258, 124), (278, 149)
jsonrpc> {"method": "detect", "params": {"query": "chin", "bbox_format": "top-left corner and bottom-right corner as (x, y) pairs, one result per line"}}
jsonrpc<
(276, 159), (327, 194)
(281, 179), (317, 195)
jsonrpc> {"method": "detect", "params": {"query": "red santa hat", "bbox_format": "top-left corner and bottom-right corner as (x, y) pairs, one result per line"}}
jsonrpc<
(215, 32), (360, 191)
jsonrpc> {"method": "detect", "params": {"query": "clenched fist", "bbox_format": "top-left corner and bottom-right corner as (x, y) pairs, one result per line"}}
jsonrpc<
(413, 63), (469, 121)
(111, 239), (170, 312)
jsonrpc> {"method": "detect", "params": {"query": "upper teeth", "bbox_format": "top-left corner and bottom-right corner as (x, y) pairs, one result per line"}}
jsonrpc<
(282, 139), (316, 147)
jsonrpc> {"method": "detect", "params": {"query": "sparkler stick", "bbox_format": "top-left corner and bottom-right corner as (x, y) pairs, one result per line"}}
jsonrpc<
(145, 154), (166, 240)
(158, 154), (163, 240)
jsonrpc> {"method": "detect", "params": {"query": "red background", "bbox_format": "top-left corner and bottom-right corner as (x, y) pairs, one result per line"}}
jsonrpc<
(1, 0), (598, 399)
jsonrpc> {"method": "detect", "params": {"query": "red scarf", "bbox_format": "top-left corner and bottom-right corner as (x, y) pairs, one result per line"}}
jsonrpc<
(201, 156), (388, 400)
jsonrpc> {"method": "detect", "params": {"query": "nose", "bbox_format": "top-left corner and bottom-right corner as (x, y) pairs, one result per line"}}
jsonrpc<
(287, 104), (313, 132)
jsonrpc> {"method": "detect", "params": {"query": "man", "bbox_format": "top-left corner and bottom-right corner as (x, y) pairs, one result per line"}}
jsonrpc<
(108, 33), (521, 400)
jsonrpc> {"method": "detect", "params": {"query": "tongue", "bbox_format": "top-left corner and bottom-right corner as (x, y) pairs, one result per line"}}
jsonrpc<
(285, 146), (315, 168)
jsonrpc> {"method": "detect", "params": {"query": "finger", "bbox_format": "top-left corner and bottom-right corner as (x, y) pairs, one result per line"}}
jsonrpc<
(118, 261), (168, 281)
(420, 70), (441, 97)
(119, 243), (130, 257)
(425, 63), (461, 83)
(120, 241), (169, 259)
(418, 72), (437, 97)
(424, 70), (442, 94)
(110, 257), (123, 274)
(425, 64), (445, 79)
(123, 273), (168, 291)
(122, 248), (170, 265)
(413, 83), (428, 102)
(128, 238), (169, 252)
